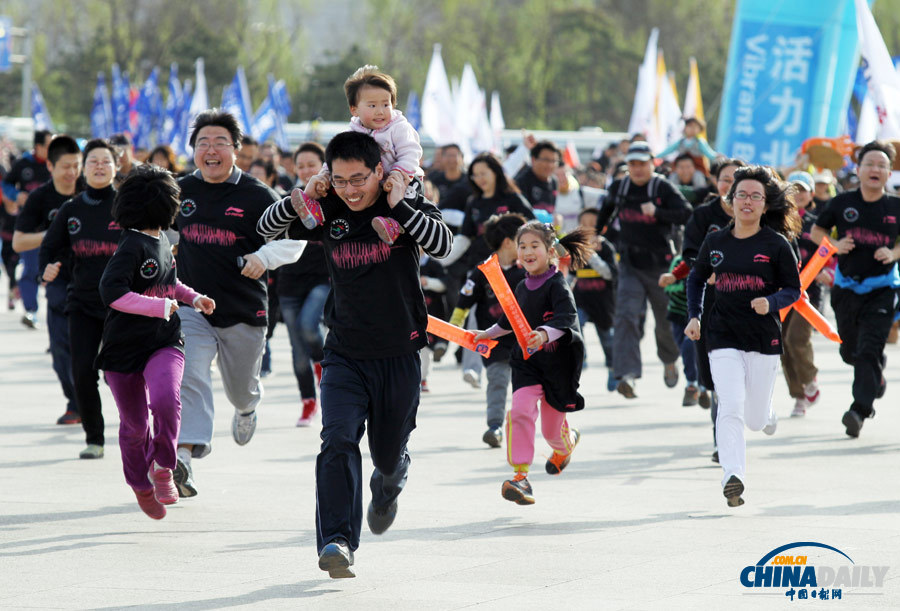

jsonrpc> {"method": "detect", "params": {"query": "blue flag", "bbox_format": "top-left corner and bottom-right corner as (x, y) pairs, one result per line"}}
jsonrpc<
(161, 64), (183, 145)
(111, 64), (131, 134)
(134, 67), (161, 149)
(221, 66), (253, 134)
(406, 91), (421, 131)
(31, 84), (54, 131)
(90, 73), (113, 138)
(173, 79), (193, 156)
(252, 75), (291, 148)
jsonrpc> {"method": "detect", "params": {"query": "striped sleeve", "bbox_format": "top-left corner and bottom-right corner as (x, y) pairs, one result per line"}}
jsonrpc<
(257, 196), (299, 241)
(391, 198), (453, 259)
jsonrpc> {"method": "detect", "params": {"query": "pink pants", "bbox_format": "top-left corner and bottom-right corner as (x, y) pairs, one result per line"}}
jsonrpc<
(507, 384), (574, 472)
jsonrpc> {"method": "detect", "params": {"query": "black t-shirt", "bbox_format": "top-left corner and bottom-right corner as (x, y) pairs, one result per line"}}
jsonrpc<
(457, 263), (526, 363)
(287, 189), (447, 359)
(3, 153), (50, 196)
(459, 192), (535, 266)
(16, 181), (77, 285)
(597, 176), (691, 266)
(691, 226), (800, 354)
(39, 185), (120, 318)
(814, 190), (900, 281)
(430, 171), (471, 210)
(682, 197), (733, 265)
(175, 170), (279, 328)
(797, 207), (823, 307)
(96, 231), (184, 372)
(276, 241), (329, 299)
(573, 238), (618, 330)
(421, 255), (449, 323)
(514, 166), (557, 213)
(497, 270), (584, 412)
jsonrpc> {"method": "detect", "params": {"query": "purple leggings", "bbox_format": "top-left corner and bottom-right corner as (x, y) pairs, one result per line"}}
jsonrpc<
(105, 347), (184, 491)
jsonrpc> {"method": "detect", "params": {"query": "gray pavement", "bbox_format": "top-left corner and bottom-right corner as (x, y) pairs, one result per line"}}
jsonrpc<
(1, 295), (899, 610)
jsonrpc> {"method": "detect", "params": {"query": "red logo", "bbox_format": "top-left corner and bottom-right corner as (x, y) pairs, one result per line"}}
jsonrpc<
(410, 330), (420, 340)
(225, 207), (245, 217)
(542, 310), (554, 321)
(108, 221), (121, 230)
(771, 339), (780, 346)
(256, 310), (266, 317)
(884, 216), (896, 224)
(753, 254), (770, 263)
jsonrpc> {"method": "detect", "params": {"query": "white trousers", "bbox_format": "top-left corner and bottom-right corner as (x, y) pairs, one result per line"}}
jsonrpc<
(709, 348), (779, 487)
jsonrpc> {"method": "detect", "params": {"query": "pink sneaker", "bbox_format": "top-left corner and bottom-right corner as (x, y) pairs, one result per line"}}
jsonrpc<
(134, 488), (166, 519)
(297, 398), (318, 427)
(149, 462), (179, 505)
(291, 188), (325, 229)
(371, 216), (403, 245)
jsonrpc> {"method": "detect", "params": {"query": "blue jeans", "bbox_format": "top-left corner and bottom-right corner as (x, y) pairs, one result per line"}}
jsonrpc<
(670, 319), (698, 384)
(46, 281), (75, 412)
(280, 284), (329, 400)
(19, 248), (39, 312)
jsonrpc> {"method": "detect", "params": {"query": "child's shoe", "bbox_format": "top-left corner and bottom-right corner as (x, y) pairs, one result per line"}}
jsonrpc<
(501, 472), (534, 505)
(545, 429), (581, 475)
(791, 397), (808, 418)
(420, 379), (430, 393)
(371, 216), (403, 245)
(149, 461), (179, 505)
(290, 188), (325, 229)
(134, 488), (166, 519)
(297, 398), (318, 427)
(803, 379), (819, 405)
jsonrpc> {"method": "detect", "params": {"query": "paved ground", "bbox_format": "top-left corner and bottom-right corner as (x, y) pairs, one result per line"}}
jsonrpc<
(1, 293), (898, 610)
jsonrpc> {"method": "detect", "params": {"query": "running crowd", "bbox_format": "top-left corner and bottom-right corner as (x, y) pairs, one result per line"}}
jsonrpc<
(1, 65), (898, 578)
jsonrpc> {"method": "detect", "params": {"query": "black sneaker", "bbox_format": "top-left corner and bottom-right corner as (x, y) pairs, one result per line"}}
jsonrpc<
(173, 458), (198, 498)
(482, 427), (502, 448)
(501, 473), (535, 505)
(842, 410), (863, 438)
(318, 538), (355, 579)
(698, 390), (711, 409)
(367, 499), (398, 535)
(711, 450), (719, 464)
(876, 376), (886, 399)
(723, 475), (745, 507)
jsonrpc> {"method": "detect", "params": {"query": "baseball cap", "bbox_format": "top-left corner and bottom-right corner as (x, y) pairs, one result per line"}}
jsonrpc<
(787, 171), (814, 192)
(624, 142), (653, 162)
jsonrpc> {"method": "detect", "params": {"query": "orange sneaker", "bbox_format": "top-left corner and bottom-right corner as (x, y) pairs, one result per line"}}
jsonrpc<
(545, 428), (581, 475)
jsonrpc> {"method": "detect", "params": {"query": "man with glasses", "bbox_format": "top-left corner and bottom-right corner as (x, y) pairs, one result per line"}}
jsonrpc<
(811, 140), (900, 438)
(515, 140), (560, 213)
(596, 141), (692, 398)
(257, 131), (452, 579)
(172, 109), (303, 497)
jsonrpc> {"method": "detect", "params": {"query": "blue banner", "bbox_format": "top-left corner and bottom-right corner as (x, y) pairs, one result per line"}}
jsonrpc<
(31, 84), (54, 131)
(0, 16), (11, 73)
(161, 64), (183, 146)
(134, 67), (161, 149)
(716, 0), (868, 167)
(90, 73), (113, 138)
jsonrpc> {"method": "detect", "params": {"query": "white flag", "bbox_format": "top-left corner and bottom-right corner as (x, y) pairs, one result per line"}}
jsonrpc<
(184, 57), (209, 153)
(628, 28), (659, 138)
(855, 0), (900, 139)
(490, 91), (505, 154)
(421, 44), (459, 148)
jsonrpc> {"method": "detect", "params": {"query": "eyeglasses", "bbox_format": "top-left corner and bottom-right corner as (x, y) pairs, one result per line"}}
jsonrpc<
(535, 156), (559, 164)
(733, 191), (764, 202)
(859, 162), (890, 170)
(195, 141), (235, 152)
(331, 172), (373, 189)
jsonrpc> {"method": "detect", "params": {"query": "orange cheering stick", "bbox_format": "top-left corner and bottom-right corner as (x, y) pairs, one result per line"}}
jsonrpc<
(779, 236), (841, 343)
(478, 254), (538, 360)
(427, 315), (498, 358)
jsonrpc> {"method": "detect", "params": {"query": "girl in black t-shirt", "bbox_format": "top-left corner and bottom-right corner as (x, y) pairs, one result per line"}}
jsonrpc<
(474, 221), (593, 505)
(97, 167), (215, 520)
(685, 166), (801, 508)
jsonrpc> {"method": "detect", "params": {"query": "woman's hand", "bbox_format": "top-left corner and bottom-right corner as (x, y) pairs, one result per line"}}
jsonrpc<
(684, 318), (701, 341)
(750, 297), (770, 315)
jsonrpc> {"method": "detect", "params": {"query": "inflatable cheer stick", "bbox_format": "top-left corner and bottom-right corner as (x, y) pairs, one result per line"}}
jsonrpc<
(427, 315), (498, 358)
(792, 296), (841, 343)
(780, 236), (837, 322)
(478, 254), (538, 360)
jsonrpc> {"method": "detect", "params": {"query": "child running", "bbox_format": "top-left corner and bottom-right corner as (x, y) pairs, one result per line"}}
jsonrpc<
(451, 212), (527, 447)
(95, 165), (215, 519)
(474, 221), (593, 504)
(685, 166), (801, 507)
(309, 65), (424, 246)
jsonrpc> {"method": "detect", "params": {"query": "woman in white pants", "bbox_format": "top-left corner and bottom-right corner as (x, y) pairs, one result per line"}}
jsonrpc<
(685, 166), (801, 507)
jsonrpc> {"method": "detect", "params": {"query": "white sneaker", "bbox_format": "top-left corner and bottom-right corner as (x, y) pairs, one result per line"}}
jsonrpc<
(803, 380), (820, 406)
(463, 369), (481, 389)
(791, 397), (808, 418)
(763, 411), (778, 435)
(232, 410), (257, 445)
